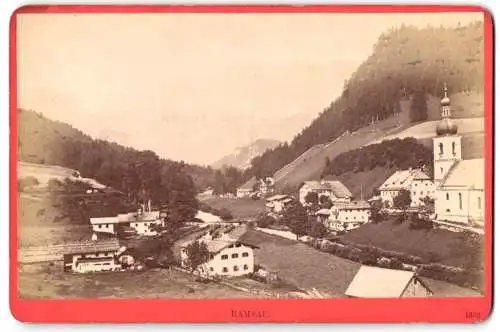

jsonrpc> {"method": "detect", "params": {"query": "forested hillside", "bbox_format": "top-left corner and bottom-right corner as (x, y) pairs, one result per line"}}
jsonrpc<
(17, 109), (248, 201)
(249, 21), (484, 179)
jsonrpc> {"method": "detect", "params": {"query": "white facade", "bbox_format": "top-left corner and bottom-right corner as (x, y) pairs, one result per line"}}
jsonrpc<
(410, 179), (436, 207)
(433, 135), (462, 183)
(236, 188), (253, 198)
(64, 251), (121, 273)
(90, 217), (118, 234)
(181, 242), (255, 277)
(337, 208), (371, 224)
(432, 85), (485, 227)
(130, 220), (163, 236)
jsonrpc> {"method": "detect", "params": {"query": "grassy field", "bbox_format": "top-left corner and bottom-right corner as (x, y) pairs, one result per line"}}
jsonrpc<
(18, 266), (268, 299)
(240, 229), (361, 296)
(242, 228), (481, 297)
(200, 197), (266, 219)
(340, 219), (485, 269)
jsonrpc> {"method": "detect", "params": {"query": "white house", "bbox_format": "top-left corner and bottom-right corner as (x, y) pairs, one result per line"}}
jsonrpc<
(345, 265), (433, 298)
(379, 169), (416, 207)
(179, 226), (258, 277)
(410, 169), (435, 207)
(236, 177), (275, 198)
(433, 84), (485, 227)
(90, 208), (164, 237)
(63, 239), (122, 273)
(266, 194), (293, 214)
(299, 180), (352, 206)
(326, 201), (371, 232)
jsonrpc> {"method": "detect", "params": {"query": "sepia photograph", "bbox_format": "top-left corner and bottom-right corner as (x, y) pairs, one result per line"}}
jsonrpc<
(14, 8), (488, 306)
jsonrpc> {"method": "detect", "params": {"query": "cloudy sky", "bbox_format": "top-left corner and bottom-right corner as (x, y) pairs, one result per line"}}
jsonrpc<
(17, 12), (483, 165)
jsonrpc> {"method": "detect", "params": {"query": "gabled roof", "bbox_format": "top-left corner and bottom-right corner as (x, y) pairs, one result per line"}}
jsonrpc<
(315, 208), (332, 216)
(302, 180), (352, 198)
(379, 170), (416, 191)
(63, 239), (121, 255)
(266, 194), (291, 202)
(440, 158), (484, 190)
(90, 216), (120, 225)
(336, 200), (371, 210)
(345, 265), (430, 298)
(413, 169), (432, 181)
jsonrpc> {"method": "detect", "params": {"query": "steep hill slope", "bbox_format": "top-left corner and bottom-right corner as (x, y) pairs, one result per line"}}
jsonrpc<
(211, 139), (281, 170)
(249, 21), (484, 180)
(273, 93), (484, 196)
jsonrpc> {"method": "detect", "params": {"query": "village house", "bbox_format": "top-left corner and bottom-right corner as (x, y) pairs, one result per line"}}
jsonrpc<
(432, 85), (484, 227)
(299, 180), (352, 206)
(90, 204), (164, 237)
(237, 177), (275, 198)
(379, 169), (417, 207)
(410, 169), (435, 207)
(266, 194), (293, 214)
(323, 200), (371, 232)
(63, 238), (122, 273)
(345, 265), (433, 298)
(179, 226), (259, 278)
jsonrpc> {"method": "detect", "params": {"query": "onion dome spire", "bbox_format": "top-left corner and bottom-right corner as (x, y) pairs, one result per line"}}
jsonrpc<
(436, 82), (458, 136)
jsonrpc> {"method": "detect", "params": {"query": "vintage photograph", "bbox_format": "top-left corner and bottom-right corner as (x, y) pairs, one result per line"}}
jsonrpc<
(16, 11), (486, 300)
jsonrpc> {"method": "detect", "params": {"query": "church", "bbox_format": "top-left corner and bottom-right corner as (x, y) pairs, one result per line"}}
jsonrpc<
(433, 84), (484, 227)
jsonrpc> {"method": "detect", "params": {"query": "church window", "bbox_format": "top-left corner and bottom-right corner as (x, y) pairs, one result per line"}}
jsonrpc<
(452, 142), (456, 155)
(458, 193), (463, 210)
(446, 193), (449, 200)
(478, 197), (481, 209)
(439, 143), (444, 155)
(440, 167), (443, 174)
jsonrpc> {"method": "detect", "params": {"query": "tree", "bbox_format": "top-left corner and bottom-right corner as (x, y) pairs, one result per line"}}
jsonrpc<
(186, 241), (210, 273)
(370, 199), (387, 224)
(304, 191), (319, 206)
(219, 208), (233, 221)
(283, 201), (309, 239)
(393, 190), (412, 210)
(256, 214), (276, 228)
(319, 195), (333, 209)
(309, 221), (327, 239)
(410, 89), (428, 123)
(164, 169), (199, 230)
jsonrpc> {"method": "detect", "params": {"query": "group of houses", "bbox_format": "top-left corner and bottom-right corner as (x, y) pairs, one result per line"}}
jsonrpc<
(237, 84), (484, 231)
(178, 225), (258, 278)
(378, 84), (484, 228)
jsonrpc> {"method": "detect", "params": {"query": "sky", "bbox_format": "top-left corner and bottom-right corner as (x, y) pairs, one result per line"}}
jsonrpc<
(17, 12), (483, 165)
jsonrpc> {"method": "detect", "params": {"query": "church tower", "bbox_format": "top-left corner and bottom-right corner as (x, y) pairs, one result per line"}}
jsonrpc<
(433, 83), (462, 183)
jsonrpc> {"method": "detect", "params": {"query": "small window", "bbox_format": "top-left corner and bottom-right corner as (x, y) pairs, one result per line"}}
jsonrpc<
(222, 267), (228, 273)
(232, 253), (238, 259)
(243, 264), (249, 270)
(221, 255), (228, 260)
(242, 252), (249, 257)
(210, 267), (214, 272)
(446, 193), (449, 200)
(420, 191), (423, 195)
(440, 167), (443, 174)
(233, 265), (239, 272)
(236, 244), (242, 248)
(98, 224), (102, 229)
(413, 191), (416, 195)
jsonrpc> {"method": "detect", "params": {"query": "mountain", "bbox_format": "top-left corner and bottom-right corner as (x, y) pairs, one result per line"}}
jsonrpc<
(211, 139), (281, 170)
(16, 109), (248, 194)
(248, 21), (485, 181)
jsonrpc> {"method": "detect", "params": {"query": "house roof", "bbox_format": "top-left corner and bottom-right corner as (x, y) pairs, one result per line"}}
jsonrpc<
(413, 169), (432, 180)
(336, 200), (371, 210)
(90, 216), (120, 225)
(91, 211), (161, 225)
(440, 158), (484, 190)
(266, 194), (290, 202)
(63, 239), (121, 255)
(302, 180), (352, 198)
(179, 225), (259, 253)
(315, 208), (332, 216)
(238, 177), (257, 191)
(379, 169), (416, 191)
(345, 266), (426, 298)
